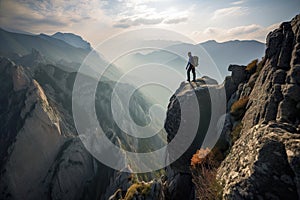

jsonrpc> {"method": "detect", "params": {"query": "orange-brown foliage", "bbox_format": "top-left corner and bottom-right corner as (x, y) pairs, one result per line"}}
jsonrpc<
(191, 148), (211, 168)
(230, 96), (249, 115)
(245, 59), (258, 72)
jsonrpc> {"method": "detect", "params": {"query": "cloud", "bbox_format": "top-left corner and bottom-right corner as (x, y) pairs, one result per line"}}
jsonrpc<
(113, 23), (131, 29)
(227, 24), (261, 35)
(113, 16), (164, 28)
(193, 23), (281, 43)
(164, 16), (188, 24)
(212, 6), (249, 20)
(0, 0), (107, 33)
(231, 0), (245, 5)
(101, 0), (190, 28)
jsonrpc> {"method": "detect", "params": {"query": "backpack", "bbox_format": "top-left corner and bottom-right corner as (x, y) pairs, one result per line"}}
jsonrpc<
(193, 56), (199, 67)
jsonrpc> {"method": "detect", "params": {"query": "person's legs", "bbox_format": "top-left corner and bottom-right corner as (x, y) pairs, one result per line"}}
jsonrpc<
(187, 66), (191, 81)
(192, 67), (196, 81)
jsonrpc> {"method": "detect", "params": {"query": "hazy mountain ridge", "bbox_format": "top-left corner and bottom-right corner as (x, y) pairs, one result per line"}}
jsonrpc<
(52, 32), (92, 51)
(116, 39), (265, 83)
(199, 39), (265, 71)
(0, 28), (88, 63)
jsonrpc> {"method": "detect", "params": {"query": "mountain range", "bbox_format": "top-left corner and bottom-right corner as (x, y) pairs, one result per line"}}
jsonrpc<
(116, 39), (265, 82)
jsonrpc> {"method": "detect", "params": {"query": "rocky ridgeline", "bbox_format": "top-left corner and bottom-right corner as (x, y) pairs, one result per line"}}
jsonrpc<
(217, 14), (300, 199)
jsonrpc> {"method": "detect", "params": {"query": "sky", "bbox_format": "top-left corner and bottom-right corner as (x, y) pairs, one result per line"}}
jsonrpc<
(0, 0), (299, 46)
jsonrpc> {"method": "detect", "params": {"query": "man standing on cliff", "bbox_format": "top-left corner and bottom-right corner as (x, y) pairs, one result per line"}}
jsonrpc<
(186, 52), (196, 82)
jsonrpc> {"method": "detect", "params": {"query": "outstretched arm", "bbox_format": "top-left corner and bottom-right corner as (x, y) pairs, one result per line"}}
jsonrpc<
(186, 62), (190, 70)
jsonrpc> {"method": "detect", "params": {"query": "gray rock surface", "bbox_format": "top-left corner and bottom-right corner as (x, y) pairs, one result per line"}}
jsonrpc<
(217, 14), (300, 199)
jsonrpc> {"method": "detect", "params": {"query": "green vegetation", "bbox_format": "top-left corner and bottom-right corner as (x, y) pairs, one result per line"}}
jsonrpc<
(245, 59), (258, 72)
(230, 96), (249, 120)
(123, 182), (152, 200)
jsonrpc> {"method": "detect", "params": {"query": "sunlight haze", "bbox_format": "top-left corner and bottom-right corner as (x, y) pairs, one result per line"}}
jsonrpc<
(1, 0), (299, 46)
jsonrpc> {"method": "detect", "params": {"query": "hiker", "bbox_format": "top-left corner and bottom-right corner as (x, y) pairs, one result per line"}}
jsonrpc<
(186, 52), (196, 82)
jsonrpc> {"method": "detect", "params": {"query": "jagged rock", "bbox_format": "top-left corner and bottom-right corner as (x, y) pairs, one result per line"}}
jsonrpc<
(0, 67), (64, 199)
(12, 65), (30, 91)
(217, 14), (300, 199)
(228, 64), (247, 85)
(217, 124), (300, 200)
(0, 58), (29, 164)
(0, 58), (98, 200)
(242, 15), (300, 130)
(224, 65), (248, 101)
(44, 138), (96, 200)
(277, 22), (294, 70)
(166, 172), (194, 200)
(272, 69), (286, 84)
(103, 166), (134, 200)
(282, 84), (300, 102)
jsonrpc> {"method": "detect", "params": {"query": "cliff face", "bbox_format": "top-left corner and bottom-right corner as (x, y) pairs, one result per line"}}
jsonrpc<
(163, 77), (226, 200)
(217, 15), (300, 199)
(0, 58), (97, 200)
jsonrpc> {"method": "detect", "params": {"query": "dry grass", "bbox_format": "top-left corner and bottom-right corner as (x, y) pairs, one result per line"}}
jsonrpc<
(230, 96), (249, 119)
(245, 59), (258, 72)
(191, 148), (223, 200)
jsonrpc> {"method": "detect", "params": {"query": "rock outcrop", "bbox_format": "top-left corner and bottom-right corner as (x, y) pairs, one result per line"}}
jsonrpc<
(217, 14), (300, 199)
(164, 76), (226, 200)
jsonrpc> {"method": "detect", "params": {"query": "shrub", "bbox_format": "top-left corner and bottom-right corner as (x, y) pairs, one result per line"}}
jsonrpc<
(245, 59), (258, 72)
(191, 148), (223, 200)
(230, 96), (249, 119)
(123, 182), (152, 200)
(191, 148), (211, 168)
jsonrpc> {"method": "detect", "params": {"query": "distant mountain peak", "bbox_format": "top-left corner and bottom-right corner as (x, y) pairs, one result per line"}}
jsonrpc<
(199, 39), (264, 46)
(51, 32), (92, 51)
